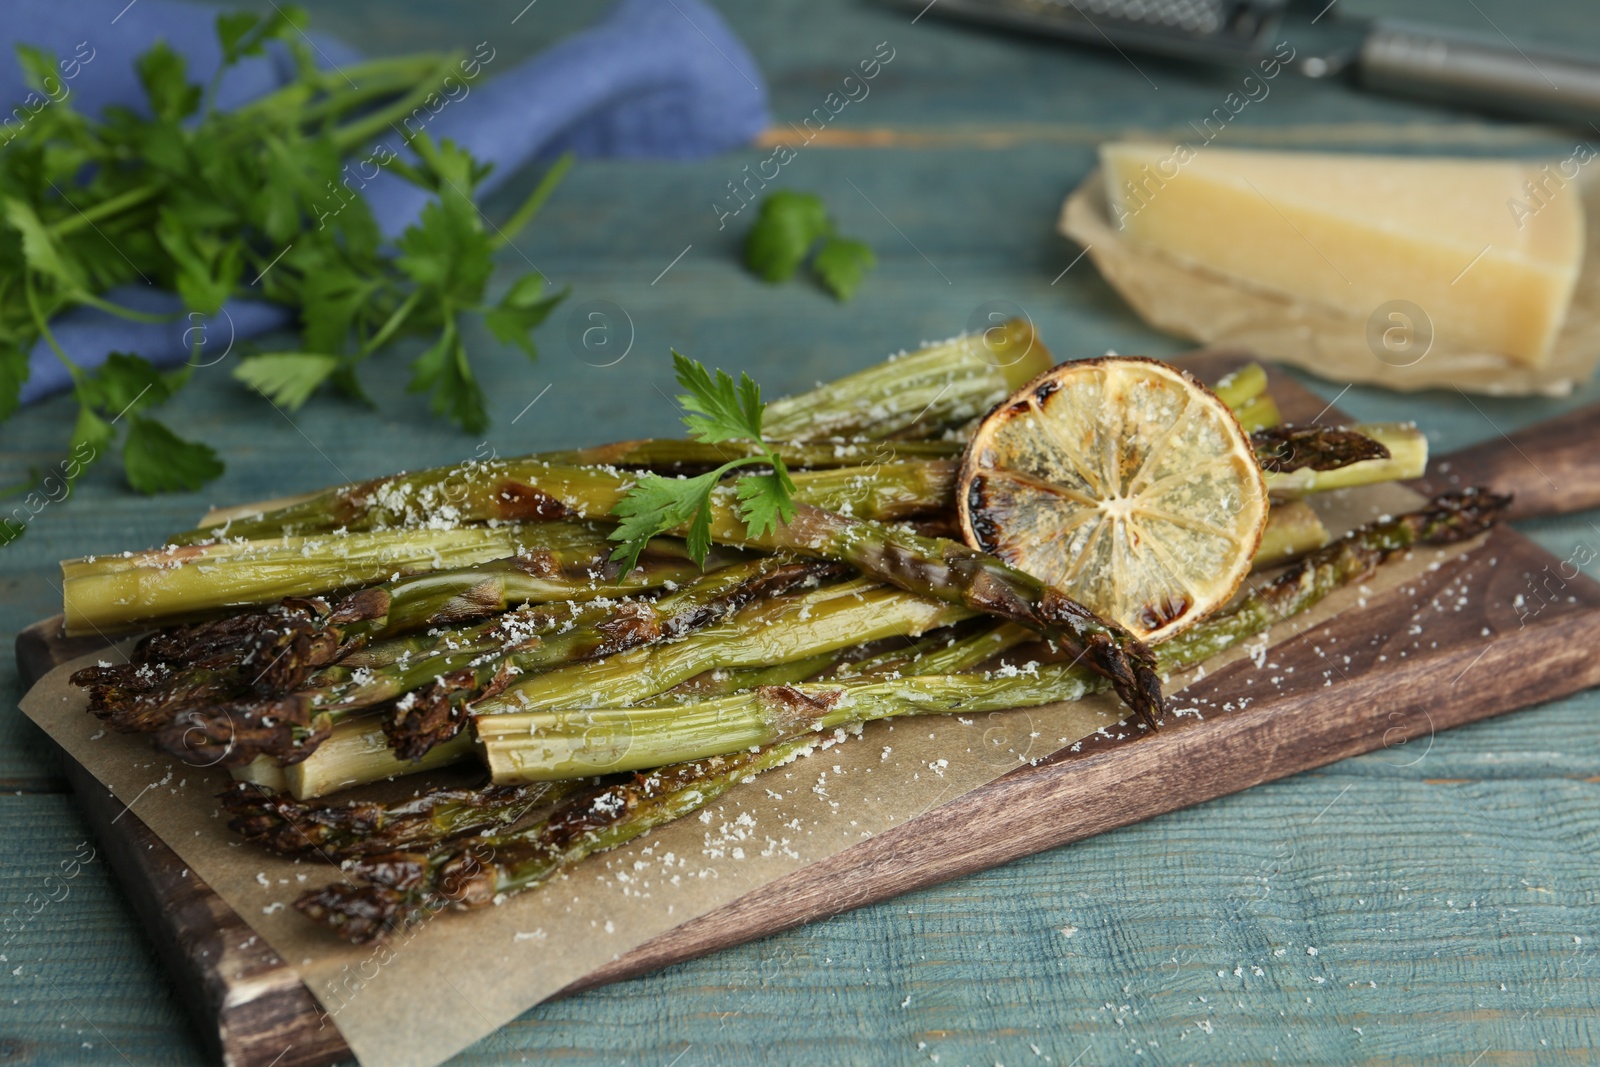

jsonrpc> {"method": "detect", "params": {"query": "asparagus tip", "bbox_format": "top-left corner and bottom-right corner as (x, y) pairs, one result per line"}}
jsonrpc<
(1419, 488), (1512, 543)
(155, 700), (329, 769)
(295, 882), (413, 944)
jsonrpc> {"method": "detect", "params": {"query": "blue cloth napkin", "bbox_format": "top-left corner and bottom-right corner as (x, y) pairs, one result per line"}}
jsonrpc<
(6, 0), (767, 405)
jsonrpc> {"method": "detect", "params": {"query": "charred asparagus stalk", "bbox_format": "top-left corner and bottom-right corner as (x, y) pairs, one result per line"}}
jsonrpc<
(375, 558), (844, 759)
(1210, 363), (1268, 410)
(762, 319), (1052, 441)
(73, 537), (721, 735)
(173, 316), (1051, 547)
(219, 779), (583, 859)
(1250, 426), (1390, 473)
(61, 523), (706, 635)
(536, 438), (961, 471)
(470, 579), (972, 719)
(661, 651), (849, 700)
(827, 622), (1035, 680)
(331, 558), (837, 711)
(154, 558), (843, 768)
(1252, 501), (1331, 569)
(478, 491), (1508, 782)
(1264, 423), (1427, 495)
(160, 418), (1404, 568)
(166, 354), (1293, 553)
(271, 577), (964, 793)
(295, 736), (830, 943)
(164, 460), (958, 545)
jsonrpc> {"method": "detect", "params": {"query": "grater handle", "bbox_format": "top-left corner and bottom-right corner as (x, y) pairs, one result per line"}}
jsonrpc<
(1358, 19), (1600, 127)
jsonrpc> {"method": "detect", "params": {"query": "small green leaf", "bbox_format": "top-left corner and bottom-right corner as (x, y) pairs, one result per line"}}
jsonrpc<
(672, 351), (765, 444)
(215, 13), (264, 64)
(744, 190), (831, 283)
(735, 460), (797, 540)
(121, 415), (224, 494)
(811, 236), (876, 302)
(129, 120), (193, 178)
(398, 133), (492, 196)
(233, 353), (340, 410)
(607, 470), (720, 571)
(136, 42), (201, 124)
(483, 276), (566, 359)
(297, 261), (377, 354)
(396, 196), (494, 305)
(5, 197), (85, 293)
(14, 44), (61, 99)
(78, 352), (173, 419)
(215, 7), (306, 66)
(156, 209), (242, 316)
(176, 246), (241, 316)
(611, 352), (796, 570)
(67, 403), (113, 484)
(408, 327), (488, 434)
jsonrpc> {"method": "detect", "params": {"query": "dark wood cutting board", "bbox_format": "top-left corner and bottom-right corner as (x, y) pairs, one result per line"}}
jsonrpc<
(17, 354), (1600, 1067)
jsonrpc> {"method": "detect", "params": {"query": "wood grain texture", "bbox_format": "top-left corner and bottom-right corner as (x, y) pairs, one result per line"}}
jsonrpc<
(5, 1), (1600, 1063)
(15, 356), (1600, 1066)
(1411, 402), (1600, 520)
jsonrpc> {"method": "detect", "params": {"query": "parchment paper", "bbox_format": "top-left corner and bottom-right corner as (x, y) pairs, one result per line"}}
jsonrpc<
(1059, 169), (1600, 397)
(20, 482), (1454, 1067)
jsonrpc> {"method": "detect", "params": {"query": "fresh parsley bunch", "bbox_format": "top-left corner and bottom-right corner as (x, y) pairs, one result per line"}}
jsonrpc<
(0, 7), (566, 519)
(609, 353), (798, 570)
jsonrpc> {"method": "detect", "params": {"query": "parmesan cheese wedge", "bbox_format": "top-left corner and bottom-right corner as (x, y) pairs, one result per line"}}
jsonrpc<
(1100, 143), (1586, 367)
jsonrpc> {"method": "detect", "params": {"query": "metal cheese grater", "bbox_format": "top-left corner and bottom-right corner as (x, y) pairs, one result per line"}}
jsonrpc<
(888, 0), (1600, 126)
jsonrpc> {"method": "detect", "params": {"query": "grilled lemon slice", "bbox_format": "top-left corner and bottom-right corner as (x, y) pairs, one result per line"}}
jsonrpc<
(958, 357), (1268, 642)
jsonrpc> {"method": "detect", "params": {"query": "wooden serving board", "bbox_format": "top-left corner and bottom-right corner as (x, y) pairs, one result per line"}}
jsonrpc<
(17, 354), (1600, 1067)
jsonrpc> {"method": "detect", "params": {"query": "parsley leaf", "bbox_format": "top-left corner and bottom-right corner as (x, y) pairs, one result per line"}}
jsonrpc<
(15, 45), (64, 103)
(609, 354), (796, 570)
(296, 258), (378, 354)
(742, 189), (875, 301)
(76, 351), (174, 417)
(136, 42), (202, 124)
(156, 208), (242, 315)
(216, 7), (304, 67)
(395, 193), (494, 304)
(812, 236), (876, 302)
(408, 325), (488, 434)
(609, 470), (722, 573)
(216, 13), (267, 64)
(6, 197), (86, 294)
(68, 404), (113, 480)
(735, 463), (797, 540)
(232, 353), (340, 410)
(484, 273), (566, 359)
(744, 191), (830, 283)
(65, 353), (222, 494)
(672, 349), (764, 443)
(122, 415), (225, 494)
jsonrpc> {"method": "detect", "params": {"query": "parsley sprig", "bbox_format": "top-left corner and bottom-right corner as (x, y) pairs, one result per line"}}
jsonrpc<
(1, 7), (566, 522)
(608, 353), (797, 570)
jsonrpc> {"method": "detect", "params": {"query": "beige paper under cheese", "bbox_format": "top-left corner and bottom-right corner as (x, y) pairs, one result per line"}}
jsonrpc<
(20, 482), (1445, 1067)
(1060, 166), (1600, 396)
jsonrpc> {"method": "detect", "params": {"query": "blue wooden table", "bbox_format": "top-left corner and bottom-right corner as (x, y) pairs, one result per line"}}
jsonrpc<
(5, 1), (1600, 1063)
